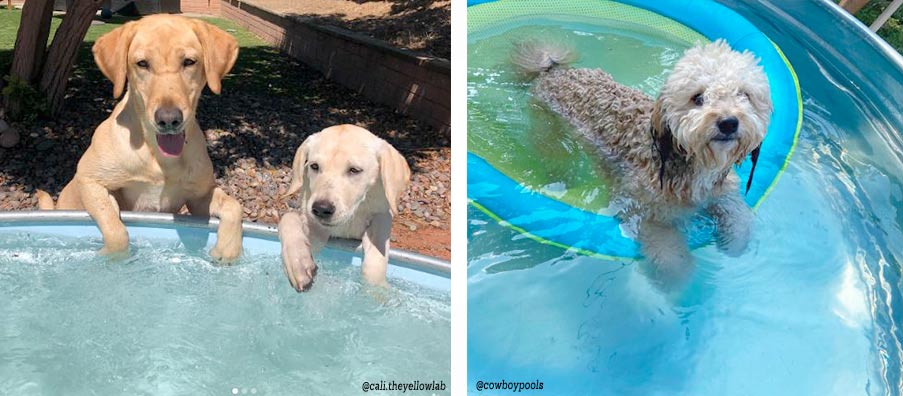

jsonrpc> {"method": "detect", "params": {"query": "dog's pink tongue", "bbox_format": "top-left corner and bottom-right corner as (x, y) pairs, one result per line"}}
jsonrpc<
(157, 133), (185, 157)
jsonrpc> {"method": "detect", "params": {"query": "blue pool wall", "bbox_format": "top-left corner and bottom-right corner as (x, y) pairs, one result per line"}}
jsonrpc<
(1, 223), (450, 292)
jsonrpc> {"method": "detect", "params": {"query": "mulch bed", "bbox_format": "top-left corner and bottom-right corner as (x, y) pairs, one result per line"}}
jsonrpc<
(254, 0), (450, 59)
(0, 43), (450, 259)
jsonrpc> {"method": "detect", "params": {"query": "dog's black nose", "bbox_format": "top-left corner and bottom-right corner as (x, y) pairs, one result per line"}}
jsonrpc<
(717, 117), (739, 135)
(154, 107), (183, 130)
(311, 200), (335, 219)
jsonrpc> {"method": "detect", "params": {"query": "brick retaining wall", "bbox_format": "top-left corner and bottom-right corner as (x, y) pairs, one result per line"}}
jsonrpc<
(220, 0), (450, 134)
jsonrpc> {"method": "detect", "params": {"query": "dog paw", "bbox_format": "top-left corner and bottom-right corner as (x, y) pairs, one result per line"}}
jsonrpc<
(651, 251), (692, 272)
(717, 234), (750, 257)
(715, 223), (751, 257)
(639, 253), (694, 291)
(363, 275), (389, 288)
(288, 263), (318, 292)
(361, 265), (389, 288)
(712, 204), (752, 257)
(209, 244), (241, 264)
(98, 246), (130, 260)
(98, 236), (130, 259)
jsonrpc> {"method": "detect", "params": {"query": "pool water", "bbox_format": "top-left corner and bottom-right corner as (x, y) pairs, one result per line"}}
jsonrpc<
(468, 9), (902, 396)
(0, 230), (450, 395)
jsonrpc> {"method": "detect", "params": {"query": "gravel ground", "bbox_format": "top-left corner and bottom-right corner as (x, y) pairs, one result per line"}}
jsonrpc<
(0, 40), (450, 259)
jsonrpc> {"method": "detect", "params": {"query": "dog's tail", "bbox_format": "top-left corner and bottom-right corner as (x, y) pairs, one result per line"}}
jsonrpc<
(510, 40), (577, 78)
(36, 190), (55, 210)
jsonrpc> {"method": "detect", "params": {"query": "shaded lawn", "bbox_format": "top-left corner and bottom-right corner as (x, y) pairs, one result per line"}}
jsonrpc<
(0, 9), (265, 48)
(0, 10), (265, 83)
(0, 10), (124, 78)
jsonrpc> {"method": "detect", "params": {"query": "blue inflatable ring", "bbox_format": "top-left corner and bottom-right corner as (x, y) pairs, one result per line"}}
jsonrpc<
(467, 0), (803, 260)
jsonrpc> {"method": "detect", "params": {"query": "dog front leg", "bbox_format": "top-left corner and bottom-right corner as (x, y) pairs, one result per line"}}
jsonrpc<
(361, 213), (392, 287)
(77, 178), (129, 256)
(277, 211), (326, 292)
(638, 220), (692, 286)
(188, 187), (243, 262)
(708, 194), (753, 257)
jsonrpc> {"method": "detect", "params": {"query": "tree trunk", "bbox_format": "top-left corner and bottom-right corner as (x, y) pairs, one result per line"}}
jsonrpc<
(39, 0), (102, 116)
(8, 0), (53, 83)
(4, 0), (54, 118)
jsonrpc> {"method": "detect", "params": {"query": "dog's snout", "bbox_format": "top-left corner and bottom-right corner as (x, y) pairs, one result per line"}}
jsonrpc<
(311, 200), (336, 219)
(717, 117), (739, 135)
(154, 107), (183, 130)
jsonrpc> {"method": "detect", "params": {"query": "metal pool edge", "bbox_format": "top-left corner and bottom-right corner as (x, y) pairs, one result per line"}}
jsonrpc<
(782, 0), (903, 73)
(0, 211), (451, 278)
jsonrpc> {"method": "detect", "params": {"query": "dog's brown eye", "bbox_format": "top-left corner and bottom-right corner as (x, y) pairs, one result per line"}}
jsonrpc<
(309, 163), (319, 171)
(136, 60), (149, 69)
(183, 58), (196, 67)
(348, 167), (362, 175)
(741, 91), (751, 101)
(692, 93), (704, 106)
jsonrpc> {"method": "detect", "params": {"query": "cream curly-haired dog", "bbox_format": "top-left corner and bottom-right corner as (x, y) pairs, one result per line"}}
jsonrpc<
(512, 40), (772, 275)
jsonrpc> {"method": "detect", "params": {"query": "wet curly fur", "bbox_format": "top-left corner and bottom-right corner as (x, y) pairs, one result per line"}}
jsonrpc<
(512, 40), (773, 276)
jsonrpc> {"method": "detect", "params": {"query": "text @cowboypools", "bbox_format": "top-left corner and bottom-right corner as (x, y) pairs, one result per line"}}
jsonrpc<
(361, 380), (447, 393)
(475, 380), (544, 393)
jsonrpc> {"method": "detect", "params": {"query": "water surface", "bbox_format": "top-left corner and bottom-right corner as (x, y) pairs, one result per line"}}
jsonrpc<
(0, 230), (451, 395)
(468, 14), (902, 396)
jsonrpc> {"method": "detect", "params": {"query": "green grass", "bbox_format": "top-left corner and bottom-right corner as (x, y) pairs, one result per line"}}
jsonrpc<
(0, 9), (266, 76)
(854, 0), (903, 53)
(0, 11), (126, 55)
(0, 8), (26, 50)
(0, 8), (264, 49)
(204, 17), (267, 47)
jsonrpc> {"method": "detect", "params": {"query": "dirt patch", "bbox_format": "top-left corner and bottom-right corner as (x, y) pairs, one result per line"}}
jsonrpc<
(246, 0), (450, 59)
(391, 215), (451, 259)
(0, 42), (450, 260)
(253, 0), (398, 18)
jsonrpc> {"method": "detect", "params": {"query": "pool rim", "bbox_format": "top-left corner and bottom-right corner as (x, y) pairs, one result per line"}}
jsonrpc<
(0, 210), (451, 278)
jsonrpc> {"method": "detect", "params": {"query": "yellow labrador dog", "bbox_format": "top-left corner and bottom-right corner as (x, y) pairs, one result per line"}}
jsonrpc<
(36, 15), (243, 261)
(278, 125), (411, 291)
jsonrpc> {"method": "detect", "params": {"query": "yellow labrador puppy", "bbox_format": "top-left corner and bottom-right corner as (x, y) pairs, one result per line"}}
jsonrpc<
(36, 15), (243, 261)
(278, 125), (411, 291)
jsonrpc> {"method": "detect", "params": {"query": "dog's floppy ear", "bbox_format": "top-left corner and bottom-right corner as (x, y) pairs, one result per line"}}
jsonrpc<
(191, 20), (239, 95)
(378, 141), (411, 217)
(93, 22), (137, 98)
(283, 139), (311, 199)
(745, 145), (761, 195)
(650, 96), (666, 135)
(650, 97), (673, 189)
